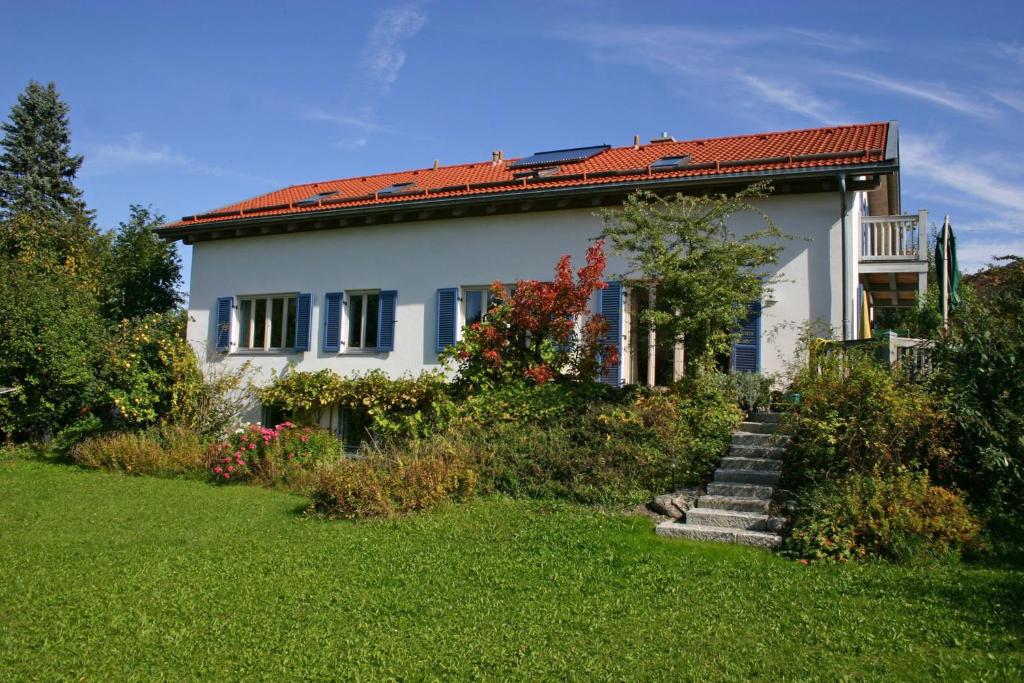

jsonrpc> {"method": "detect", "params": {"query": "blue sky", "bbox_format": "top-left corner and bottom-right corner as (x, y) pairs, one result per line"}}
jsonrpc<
(2, 0), (1022, 288)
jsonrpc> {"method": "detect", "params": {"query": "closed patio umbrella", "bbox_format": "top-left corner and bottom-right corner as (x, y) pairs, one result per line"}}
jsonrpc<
(935, 216), (960, 325)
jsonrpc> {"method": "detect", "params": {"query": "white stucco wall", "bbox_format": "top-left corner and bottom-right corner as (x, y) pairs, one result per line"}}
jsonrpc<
(186, 192), (852, 389)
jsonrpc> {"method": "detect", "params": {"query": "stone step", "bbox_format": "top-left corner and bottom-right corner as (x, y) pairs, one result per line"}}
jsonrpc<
(747, 411), (783, 424)
(731, 432), (791, 447)
(696, 495), (771, 513)
(719, 456), (782, 472)
(738, 421), (779, 434)
(729, 443), (787, 458)
(655, 521), (782, 550)
(686, 507), (767, 531)
(715, 468), (781, 486)
(706, 481), (774, 499)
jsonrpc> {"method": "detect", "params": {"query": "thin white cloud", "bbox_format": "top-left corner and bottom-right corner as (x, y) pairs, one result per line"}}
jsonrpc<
(90, 133), (188, 168)
(989, 90), (1024, 114)
(335, 137), (368, 149)
(951, 236), (1024, 273)
(837, 71), (994, 119)
(901, 134), (1024, 271)
(735, 71), (846, 125)
(785, 28), (875, 52)
(305, 108), (385, 133)
(559, 23), (859, 125)
(359, 4), (427, 89)
(901, 135), (1024, 215)
(83, 133), (276, 185)
(995, 42), (1024, 64)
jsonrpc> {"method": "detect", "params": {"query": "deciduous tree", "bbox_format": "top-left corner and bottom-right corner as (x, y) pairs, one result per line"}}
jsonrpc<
(600, 181), (788, 374)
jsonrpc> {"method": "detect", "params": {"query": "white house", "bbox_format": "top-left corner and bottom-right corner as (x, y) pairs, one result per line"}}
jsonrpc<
(161, 122), (927, 407)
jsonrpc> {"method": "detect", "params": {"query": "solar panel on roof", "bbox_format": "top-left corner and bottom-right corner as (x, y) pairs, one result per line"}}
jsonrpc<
(507, 144), (610, 169)
(650, 155), (693, 170)
(295, 190), (339, 206)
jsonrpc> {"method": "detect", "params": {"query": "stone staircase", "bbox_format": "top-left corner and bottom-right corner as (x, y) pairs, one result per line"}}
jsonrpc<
(656, 412), (788, 549)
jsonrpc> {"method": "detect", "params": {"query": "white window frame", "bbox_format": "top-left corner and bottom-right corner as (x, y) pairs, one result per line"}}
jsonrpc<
(345, 290), (381, 351)
(460, 284), (512, 334)
(236, 293), (298, 352)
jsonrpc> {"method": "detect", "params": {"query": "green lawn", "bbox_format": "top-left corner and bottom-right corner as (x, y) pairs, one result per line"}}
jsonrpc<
(1, 457), (1021, 681)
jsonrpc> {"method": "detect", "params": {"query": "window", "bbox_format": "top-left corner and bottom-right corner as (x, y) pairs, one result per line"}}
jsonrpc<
(377, 182), (417, 196)
(650, 155), (692, 170)
(238, 295), (298, 351)
(462, 285), (514, 327)
(463, 287), (497, 326)
(295, 190), (339, 206)
(347, 291), (380, 349)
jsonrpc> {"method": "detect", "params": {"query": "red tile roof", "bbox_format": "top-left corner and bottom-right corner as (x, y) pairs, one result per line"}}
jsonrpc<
(164, 122), (892, 231)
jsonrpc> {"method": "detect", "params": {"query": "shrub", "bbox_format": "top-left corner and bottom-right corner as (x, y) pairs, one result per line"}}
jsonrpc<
(71, 423), (204, 476)
(456, 379), (613, 426)
(206, 421), (343, 489)
(440, 241), (615, 387)
(784, 347), (953, 485)
(785, 468), (982, 563)
(175, 361), (255, 439)
(929, 258), (1024, 519)
(729, 371), (771, 413)
(0, 256), (108, 441)
(102, 310), (202, 429)
(308, 437), (478, 519)
(257, 369), (451, 442)
(457, 374), (740, 506)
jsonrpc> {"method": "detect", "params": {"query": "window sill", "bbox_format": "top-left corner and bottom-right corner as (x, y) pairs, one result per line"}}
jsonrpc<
(230, 349), (303, 356)
(336, 349), (390, 356)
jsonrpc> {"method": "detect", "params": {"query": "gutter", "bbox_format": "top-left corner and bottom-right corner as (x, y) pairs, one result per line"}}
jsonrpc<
(159, 160), (899, 241)
(838, 175), (849, 341)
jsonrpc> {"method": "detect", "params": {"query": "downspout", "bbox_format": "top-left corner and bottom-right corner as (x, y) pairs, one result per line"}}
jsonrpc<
(838, 175), (849, 341)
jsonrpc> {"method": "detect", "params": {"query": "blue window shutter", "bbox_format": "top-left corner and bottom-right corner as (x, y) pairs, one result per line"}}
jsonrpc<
(322, 292), (343, 352)
(731, 301), (761, 373)
(436, 287), (458, 353)
(377, 290), (397, 352)
(598, 282), (623, 386)
(215, 296), (233, 352)
(295, 293), (314, 352)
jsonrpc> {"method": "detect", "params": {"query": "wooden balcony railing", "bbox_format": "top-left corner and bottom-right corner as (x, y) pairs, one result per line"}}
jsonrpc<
(861, 210), (928, 261)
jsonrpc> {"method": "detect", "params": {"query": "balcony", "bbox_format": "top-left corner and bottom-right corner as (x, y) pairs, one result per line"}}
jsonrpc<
(861, 211), (927, 262)
(859, 210), (928, 308)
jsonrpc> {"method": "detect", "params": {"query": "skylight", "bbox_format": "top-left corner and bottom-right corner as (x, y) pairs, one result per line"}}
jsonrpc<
(650, 155), (693, 170)
(295, 190), (339, 206)
(507, 144), (610, 169)
(377, 182), (418, 195)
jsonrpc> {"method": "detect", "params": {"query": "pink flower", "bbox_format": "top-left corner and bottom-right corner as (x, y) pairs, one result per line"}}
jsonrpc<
(300, 435), (309, 443)
(223, 473), (230, 479)
(238, 460), (246, 467)
(227, 465), (234, 472)
(212, 466), (223, 474)
(248, 443), (256, 450)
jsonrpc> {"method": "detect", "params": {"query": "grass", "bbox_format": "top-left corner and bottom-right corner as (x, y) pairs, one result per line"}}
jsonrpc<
(1, 457), (1022, 681)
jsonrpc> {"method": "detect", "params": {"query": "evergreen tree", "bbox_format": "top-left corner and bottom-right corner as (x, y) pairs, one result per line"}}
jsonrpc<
(0, 81), (86, 219)
(106, 205), (183, 321)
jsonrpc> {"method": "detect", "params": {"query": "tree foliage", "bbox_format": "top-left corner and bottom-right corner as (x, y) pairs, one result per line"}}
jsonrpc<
(930, 255), (1024, 517)
(0, 81), (191, 443)
(0, 81), (86, 220)
(106, 205), (183, 321)
(0, 257), (108, 439)
(600, 182), (788, 373)
(441, 241), (615, 387)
